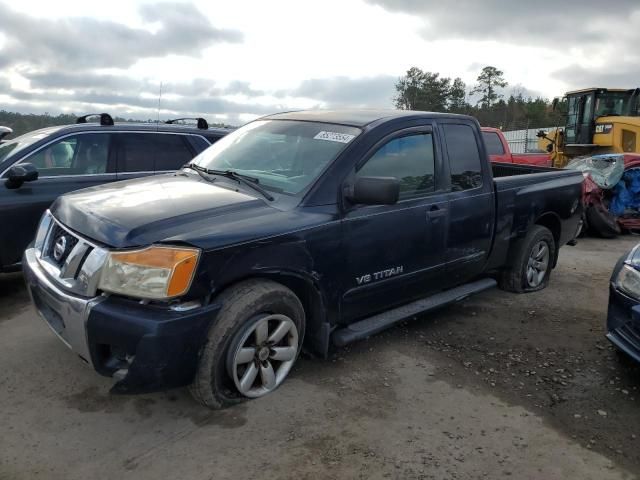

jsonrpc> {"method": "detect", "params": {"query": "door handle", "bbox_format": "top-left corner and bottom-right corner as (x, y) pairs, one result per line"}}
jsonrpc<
(427, 205), (447, 219)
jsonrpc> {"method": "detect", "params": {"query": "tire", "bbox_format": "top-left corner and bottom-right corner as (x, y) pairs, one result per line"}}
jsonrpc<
(190, 279), (305, 409)
(577, 213), (588, 238)
(586, 204), (620, 238)
(499, 225), (556, 293)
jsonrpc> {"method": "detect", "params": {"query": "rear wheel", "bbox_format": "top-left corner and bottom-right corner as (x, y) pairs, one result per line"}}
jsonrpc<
(190, 279), (305, 409)
(499, 225), (556, 293)
(586, 204), (620, 238)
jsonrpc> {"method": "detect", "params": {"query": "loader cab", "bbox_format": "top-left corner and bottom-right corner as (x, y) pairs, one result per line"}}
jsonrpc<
(564, 88), (639, 146)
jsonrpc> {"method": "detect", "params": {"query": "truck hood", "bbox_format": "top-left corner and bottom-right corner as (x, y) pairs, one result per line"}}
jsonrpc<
(50, 173), (286, 249)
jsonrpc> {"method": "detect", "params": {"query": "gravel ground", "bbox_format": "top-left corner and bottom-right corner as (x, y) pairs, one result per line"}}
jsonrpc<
(1, 236), (640, 479)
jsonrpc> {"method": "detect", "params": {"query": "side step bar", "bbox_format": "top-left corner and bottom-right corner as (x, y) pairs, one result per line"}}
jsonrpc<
(331, 278), (497, 347)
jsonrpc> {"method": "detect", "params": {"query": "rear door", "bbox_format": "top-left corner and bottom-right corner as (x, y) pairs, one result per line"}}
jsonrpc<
(565, 93), (595, 145)
(116, 132), (196, 180)
(152, 134), (199, 174)
(114, 133), (155, 181)
(341, 126), (449, 321)
(114, 133), (198, 180)
(0, 132), (115, 268)
(441, 122), (495, 286)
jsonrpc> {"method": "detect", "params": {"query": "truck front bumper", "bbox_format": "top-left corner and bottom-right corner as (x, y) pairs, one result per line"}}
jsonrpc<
(24, 247), (221, 393)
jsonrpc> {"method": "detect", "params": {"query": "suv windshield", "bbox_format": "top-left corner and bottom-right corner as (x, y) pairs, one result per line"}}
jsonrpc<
(192, 120), (361, 195)
(0, 126), (64, 167)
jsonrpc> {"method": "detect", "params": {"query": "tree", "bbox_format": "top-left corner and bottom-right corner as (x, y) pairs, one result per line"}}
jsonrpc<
(448, 77), (468, 113)
(394, 67), (452, 112)
(471, 66), (508, 109)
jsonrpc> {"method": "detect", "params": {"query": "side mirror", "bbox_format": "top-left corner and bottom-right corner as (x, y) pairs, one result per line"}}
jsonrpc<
(5, 163), (39, 189)
(0, 126), (12, 142)
(348, 176), (400, 205)
(552, 97), (559, 112)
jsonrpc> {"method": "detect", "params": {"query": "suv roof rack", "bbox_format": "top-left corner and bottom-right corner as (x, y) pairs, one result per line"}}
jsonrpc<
(76, 113), (114, 126)
(165, 117), (209, 130)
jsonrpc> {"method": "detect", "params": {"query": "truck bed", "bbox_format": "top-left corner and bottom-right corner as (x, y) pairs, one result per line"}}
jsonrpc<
(491, 162), (558, 177)
(485, 163), (584, 272)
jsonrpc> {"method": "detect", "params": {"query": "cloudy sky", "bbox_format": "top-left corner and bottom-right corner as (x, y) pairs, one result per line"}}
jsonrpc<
(1, 0), (638, 125)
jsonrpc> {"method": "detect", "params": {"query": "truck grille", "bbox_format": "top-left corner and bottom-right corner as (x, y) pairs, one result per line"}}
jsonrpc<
(34, 211), (108, 297)
(45, 224), (80, 267)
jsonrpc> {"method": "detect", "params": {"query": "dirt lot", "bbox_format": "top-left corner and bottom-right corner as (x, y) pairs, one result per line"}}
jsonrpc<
(2, 236), (640, 480)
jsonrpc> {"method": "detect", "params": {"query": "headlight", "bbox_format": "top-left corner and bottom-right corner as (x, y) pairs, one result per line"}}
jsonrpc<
(99, 246), (200, 300)
(595, 123), (613, 134)
(616, 264), (640, 299)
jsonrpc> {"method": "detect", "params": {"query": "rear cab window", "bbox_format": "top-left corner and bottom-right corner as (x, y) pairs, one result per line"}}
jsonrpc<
(482, 131), (505, 156)
(443, 124), (483, 191)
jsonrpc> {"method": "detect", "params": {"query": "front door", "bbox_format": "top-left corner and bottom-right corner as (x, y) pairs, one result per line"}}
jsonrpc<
(565, 93), (595, 145)
(340, 128), (448, 322)
(0, 133), (115, 268)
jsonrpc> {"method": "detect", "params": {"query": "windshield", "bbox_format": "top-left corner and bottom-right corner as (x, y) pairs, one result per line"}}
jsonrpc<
(192, 119), (361, 195)
(0, 126), (64, 166)
(594, 92), (636, 117)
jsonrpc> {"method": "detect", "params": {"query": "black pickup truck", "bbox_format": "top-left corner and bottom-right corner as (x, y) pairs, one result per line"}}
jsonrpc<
(23, 110), (583, 409)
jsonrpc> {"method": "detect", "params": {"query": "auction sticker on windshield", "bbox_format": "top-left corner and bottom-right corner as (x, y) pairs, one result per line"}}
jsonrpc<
(314, 131), (356, 143)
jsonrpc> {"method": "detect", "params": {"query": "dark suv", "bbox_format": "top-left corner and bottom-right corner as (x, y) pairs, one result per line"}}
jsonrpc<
(0, 114), (230, 272)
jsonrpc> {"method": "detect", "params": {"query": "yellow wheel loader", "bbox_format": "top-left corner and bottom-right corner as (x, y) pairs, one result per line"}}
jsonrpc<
(538, 88), (640, 167)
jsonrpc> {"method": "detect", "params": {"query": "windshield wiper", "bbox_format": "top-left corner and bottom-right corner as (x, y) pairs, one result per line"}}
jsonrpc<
(185, 164), (274, 201)
(182, 163), (213, 182)
(207, 169), (275, 201)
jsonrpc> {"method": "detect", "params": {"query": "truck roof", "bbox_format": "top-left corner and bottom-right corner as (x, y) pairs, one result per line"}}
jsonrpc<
(263, 109), (473, 127)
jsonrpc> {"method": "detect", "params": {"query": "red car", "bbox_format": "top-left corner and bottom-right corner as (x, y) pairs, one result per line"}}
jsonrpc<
(481, 127), (551, 167)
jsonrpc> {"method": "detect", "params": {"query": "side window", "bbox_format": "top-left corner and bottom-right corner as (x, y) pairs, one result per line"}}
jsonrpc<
(26, 134), (109, 176)
(443, 124), (483, 191)
(203, 134), (223, 144)
(117, 133), (194, 172)
(152, 135), (194, 171)
(116, 133), (155, 173)
(188, 135), (211, 153)
(482, 132), (505, 155)
(357, 133), (435, 198)
(582, 95), (594, 124)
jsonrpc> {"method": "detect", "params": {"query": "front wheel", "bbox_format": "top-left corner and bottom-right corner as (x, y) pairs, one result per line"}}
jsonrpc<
(190, 279), (305, 409)
(499, 225), (556, 293)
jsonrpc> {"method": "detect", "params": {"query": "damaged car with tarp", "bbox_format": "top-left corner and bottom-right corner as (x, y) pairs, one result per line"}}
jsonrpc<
(568, 153), (640, 237)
